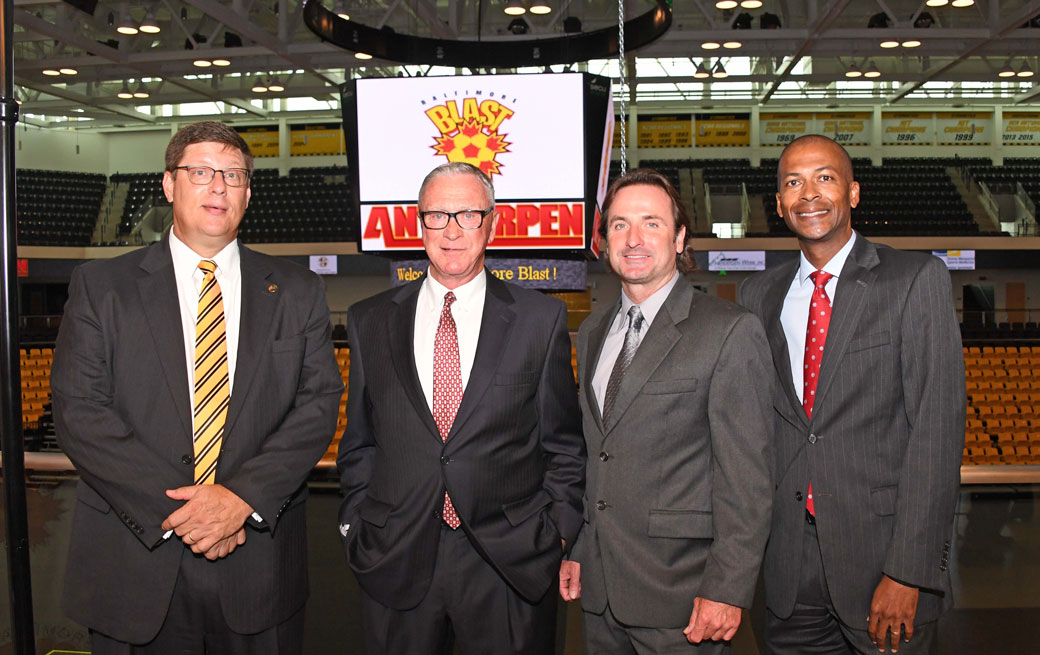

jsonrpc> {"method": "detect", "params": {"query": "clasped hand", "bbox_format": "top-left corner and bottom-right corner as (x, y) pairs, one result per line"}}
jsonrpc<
(161, 484), (254, 560)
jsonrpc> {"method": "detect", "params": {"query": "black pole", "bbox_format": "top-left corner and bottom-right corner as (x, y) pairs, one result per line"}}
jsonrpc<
(0, 0), (38, 648)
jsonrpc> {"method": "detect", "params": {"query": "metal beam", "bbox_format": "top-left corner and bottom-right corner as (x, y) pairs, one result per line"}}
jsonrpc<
(757, 0), (851, 104)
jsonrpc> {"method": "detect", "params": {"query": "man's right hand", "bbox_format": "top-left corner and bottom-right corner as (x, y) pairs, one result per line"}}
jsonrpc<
(559, 559), (581, 601)
(201, 527), (246, 560)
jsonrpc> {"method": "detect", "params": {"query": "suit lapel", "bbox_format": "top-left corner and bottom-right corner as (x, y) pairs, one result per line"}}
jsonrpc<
(582, 299), (617, 436)
(763, 260), (807, 427)
(224, 245), (278, 438)
(388, 281), (441, 441)
(811, 234), (880, 423)
(447, 273), (515, 441)
(602, 281), (688, 435)
(137, 240), (192, 440)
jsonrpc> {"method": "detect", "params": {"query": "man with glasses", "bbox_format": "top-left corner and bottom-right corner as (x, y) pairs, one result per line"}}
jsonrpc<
(338, 162), (585, 654)
(52, 121), (343, 653)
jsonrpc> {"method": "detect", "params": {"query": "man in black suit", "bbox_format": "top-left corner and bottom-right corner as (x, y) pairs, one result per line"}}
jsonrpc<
(338, 162), (585, 654)
(739, 135), (965, 654)
(52, 121), (343, 653)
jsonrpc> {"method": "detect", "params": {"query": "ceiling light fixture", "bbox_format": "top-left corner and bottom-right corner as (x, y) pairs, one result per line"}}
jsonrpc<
(998, 61), (1017, 78)
(864, 61), (881, 78)
(529, 1), (551, 15)
(251, 77), (268, 93)
(740, 0), (763, 7)
(116, 7), (138, 35)
(694, 61), (711, 79)
(133, 81), (149, 98)
(42, 69), (61, 76)
(712, 61), (728, 78)
(59, 67), (78, 75)
(845, 63), (862, 78)
(354, 52), (373, 60)
(334, 0), (349, 20)
(951, 0), (974, 6)
(1018, 62), (1035, 78)
(715, 1), (738, 9)
(504, 0), (526, 16)
(723, 41), (742, 49)
(880, 39), (900, 48)
(701, 41), (721, 50)
(267, 77), (285, 92)
(212, 58), (231, 66)
(193, 58), (213, 68)
(139, 9), (160, 33)
(901, 39), (922, 48)
(926, 0), (949, 5)
(117, 81), (134, 98)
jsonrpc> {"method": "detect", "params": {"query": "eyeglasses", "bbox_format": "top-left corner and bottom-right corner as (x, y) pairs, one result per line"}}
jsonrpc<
(173, 165), (251, 187)
(418, 208), (494, 230)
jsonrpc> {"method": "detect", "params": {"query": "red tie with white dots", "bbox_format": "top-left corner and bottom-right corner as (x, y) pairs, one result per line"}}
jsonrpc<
(433, 291), (462, 529)
(803, 270), (833, 517)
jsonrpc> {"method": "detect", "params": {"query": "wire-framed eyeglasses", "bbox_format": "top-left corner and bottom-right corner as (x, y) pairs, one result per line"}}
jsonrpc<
(418, 208), (494, 230)
(174, 165), (251, 188)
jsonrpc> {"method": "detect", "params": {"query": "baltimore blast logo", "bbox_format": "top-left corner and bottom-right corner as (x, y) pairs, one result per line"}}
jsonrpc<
(425, 97), (514, 177)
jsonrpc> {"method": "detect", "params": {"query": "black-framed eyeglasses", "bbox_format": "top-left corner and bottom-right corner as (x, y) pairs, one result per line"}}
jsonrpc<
(418, 208), (494, 230)
(173, 165), (251, 188)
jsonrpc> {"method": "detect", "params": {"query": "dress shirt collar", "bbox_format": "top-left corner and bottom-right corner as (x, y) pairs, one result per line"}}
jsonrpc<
(796, 231), (856, 286)
(420, 268), (487, 313)
(169, 231), (240, 280)
(617, 271), (680, 331)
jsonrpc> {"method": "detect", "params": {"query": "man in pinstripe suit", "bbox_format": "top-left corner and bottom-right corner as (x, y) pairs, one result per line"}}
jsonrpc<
(739, 135), (965, 654)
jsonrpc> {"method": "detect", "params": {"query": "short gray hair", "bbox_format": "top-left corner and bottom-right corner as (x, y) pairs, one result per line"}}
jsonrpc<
(417, 162), (495, 209)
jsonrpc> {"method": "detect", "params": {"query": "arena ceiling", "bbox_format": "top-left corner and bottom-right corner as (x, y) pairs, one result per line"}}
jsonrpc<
(9, 0), (1040, 130)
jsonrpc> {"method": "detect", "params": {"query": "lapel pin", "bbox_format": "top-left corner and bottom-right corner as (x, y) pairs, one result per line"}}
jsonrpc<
(267, 283), (278, 294)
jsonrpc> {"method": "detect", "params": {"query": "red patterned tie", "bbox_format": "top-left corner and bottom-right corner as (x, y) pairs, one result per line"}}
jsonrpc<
(433, 291), (462, 529)
(803, 270), (833, 517)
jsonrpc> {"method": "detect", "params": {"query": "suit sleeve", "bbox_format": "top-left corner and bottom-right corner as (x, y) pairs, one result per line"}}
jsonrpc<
(699, 311), (775, 608)
(336, 306), (375, 543)
(52, 266), (184, 548)
(219, 273), (344, 532)
(539, 302), (586, 551)
(884, 256), (965, 591)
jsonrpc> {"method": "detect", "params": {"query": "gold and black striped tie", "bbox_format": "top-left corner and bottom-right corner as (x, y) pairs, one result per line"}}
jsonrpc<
(193, 260), (230, 485)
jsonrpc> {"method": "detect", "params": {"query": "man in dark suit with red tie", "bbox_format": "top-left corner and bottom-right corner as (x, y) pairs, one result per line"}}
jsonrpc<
(739, 135), (965, 654)
(338, 162), (585, 654)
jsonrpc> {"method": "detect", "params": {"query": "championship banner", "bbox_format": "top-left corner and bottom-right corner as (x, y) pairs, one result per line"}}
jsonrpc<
(235, 125), (279, 157)
(390, 258), (587, 290)
(759, 112), (813, 147)
(882, 112), (933, 146)
(1002, 112), (1040, 146)
(290, 122), (345, 156)
(637, 114), (692, 148)
(353, 74), (591, 252)
(936, 112), (991, 146)
(816, 112), (871, 146)
(694, 113), (750, 147)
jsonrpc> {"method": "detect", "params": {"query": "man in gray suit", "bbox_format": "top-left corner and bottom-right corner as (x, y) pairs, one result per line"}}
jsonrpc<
(560, 169), (774, 653)
(739, 135), (965, 654)
(53, 121), (343, 653)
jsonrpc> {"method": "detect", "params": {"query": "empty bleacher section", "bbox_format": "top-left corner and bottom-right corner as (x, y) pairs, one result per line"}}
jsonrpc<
(967, 158), (1040, 205)
(16, 169), (106, 246)
(964, 346), (1040, 466)
(236, 166), (355, 244)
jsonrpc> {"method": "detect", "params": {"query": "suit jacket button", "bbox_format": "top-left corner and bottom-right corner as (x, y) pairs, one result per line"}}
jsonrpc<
(181, 454), (192, 465)
(433, 510), (441, 520)
(808, 433), (817, 444)
(596, 500), (607, 511)
(599, 451), (609, 462)
(440, 456), (450, 465)
(795, 491), (803, 501)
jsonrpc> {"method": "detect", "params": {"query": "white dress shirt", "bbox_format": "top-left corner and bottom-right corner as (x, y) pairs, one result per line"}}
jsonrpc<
(413, 270), (487, 411)
(592, 272), (681, 413)
(168, 232), (260, 529)
(780, 232), (857, 402)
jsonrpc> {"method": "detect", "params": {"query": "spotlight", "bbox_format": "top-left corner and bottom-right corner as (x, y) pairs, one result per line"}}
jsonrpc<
(251, 78), (268, 93)
(723, 41), (742, 49)
(117, 81), (133, 98)
(760, 12), (781, 29)
(193, 59), (213, 67)
(712, 61), (728, 78)
(740, 0), (763, 7)
(864, 61), (881, 78)
(715, 1), (737, 9)
(926, 0), (948, 6)
(504, 0), (526, 16)
(42, 69), (61, 76)
(902, 39), (922, 47)
(701, 41), (721, 50)
(998, 62), (1017, 78)
(133, 81), (149, 98)
(845, 63), (862, 78)
(212, 58), (231, 66)
(880, 39), (900, 48)
(267, 77), (285, 92)
(1018, 62), (1035, 78)
(694, 61), (711, 79)
(59, 67), (78, 75)
(563, 16), (581, 33)
(867, 12), (891, 29)
(914, 12), (934, 28)
(530, 1), (551, 15)
(508, 18), (530, 34)
(733, 11), (752, 28)
(139, 9), (160, 33)
(951, 0), (974, 6)
(116, 8), (138, 35)
(354, 52), (373, 60)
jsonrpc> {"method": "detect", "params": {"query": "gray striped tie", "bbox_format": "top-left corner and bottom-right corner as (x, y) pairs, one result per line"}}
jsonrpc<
(602, 305), (644, 424)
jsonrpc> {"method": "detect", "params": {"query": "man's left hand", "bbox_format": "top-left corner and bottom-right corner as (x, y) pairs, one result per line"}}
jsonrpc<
(868, 575), (919, 653)
(162, 484), (254, 556)
(683, 597), (742, 644)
